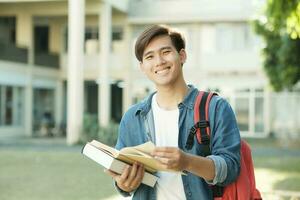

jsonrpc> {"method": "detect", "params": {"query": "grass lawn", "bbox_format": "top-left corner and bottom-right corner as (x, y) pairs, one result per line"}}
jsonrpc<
(0, 137), (299, 200)
(246, 138), (300, 198)
(0, 138), (118, 200)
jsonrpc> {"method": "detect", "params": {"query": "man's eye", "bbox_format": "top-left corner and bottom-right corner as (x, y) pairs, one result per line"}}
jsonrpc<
(145, 55), (153, 60)
(163, 50), (171, 54)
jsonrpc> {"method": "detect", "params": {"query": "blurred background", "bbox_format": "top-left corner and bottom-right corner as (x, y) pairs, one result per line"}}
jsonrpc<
(0, 0), (299, 199)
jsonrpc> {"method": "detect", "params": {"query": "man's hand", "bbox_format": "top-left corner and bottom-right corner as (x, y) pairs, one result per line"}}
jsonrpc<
(105, 162), (145, 193)
(151, 147), (189, 171)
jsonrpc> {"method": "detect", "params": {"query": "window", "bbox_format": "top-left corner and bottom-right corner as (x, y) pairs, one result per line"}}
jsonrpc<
(0, 17), (16, 44)
(216, 23), (253, 52)
(34, 26), (49, 53)
(255, 97), (264, 133)
(112, 26), (123, 41)
(64, 26), (124, 53)
(85, 27), (98, 41)
(16, 87), (24, 126)
(235, 97), (249, 131)
(0, 86), (2, 125)
(0, 85), (24, 126)
(5, 86), (13, 125)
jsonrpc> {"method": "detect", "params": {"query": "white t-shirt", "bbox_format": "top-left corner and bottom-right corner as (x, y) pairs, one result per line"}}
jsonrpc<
(152, 94), (186, 200)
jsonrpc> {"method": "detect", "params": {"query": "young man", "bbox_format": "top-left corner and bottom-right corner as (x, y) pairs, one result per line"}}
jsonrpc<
(106, 25), (241, 200)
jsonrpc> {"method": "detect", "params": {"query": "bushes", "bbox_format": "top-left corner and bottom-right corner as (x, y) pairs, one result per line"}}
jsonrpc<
(80, 114), (119, 146)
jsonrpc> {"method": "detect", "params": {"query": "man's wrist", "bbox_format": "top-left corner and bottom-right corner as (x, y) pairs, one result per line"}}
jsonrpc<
(183, 152), (192, 171)
(114, 181), (133, 197)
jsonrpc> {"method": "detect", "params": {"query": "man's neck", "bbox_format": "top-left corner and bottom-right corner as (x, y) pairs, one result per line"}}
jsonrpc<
(155, 82), (189, 110)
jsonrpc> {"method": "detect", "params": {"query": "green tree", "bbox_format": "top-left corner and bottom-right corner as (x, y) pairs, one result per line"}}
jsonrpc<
(254, 0), (300, 91)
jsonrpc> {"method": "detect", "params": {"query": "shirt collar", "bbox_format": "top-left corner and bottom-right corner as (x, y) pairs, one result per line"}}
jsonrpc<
(135, 84), (198, 116)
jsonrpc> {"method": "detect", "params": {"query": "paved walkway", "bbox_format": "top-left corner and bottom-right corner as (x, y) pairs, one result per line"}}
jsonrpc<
(0, 135), (82, 152)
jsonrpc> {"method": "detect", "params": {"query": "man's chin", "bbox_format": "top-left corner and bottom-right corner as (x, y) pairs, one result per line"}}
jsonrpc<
(154, 80), (173, 88)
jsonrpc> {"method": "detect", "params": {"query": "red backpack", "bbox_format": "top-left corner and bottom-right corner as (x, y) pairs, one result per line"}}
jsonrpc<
(185, 91), (262, 200)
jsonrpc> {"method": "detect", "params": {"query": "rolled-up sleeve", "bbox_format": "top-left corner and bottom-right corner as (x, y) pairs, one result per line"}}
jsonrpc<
(205, 155), (227, 185)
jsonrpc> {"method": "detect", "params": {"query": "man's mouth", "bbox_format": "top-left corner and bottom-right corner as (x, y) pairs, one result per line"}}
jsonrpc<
(155, 67), (171, 74)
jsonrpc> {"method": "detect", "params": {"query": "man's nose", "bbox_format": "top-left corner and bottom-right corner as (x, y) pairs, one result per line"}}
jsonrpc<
(155, 55), (166, 67)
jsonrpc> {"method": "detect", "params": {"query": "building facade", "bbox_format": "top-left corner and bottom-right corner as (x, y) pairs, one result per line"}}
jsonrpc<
(0, 0), (299, 143)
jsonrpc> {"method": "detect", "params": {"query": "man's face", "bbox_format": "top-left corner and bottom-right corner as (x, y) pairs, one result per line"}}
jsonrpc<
(140, 35), (186, 87)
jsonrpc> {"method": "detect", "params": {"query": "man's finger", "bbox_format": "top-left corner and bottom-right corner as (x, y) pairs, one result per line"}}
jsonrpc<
(152, 151), (173, 158)
(104, 169), (119, 179)
(118, 165), (130, 183)
(125, 162), (138, 187)
(153, 147), (176, 153)
(155, 157), (173, 165)
(131, 164), (145, 187)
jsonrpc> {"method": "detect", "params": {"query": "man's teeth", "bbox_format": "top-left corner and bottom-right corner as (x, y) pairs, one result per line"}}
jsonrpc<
(156, 67), (170, 74)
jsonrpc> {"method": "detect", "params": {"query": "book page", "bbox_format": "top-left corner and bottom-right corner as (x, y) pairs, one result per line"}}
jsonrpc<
(120, 141), (155, 157)
(89, 140), (119, 158)
(120, 142), (187, 175)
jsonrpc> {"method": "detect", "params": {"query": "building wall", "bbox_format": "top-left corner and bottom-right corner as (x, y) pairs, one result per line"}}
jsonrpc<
(0, 0), (298, 138)
(0, 0), (129, 137)
(128, 0), (263, 22)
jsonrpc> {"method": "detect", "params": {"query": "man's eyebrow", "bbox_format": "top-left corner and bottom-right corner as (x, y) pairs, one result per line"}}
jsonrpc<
(160, 46), (172, 51)
(143, 50), (154, 58)
(143, 46), (173, 57)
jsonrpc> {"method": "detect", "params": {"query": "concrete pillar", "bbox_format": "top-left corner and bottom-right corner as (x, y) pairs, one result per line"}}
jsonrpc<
(55, 81), (63, 129)
(16, 13), (32, 49)
(123, 25), (133, 113)
(25, 79), (33, 136)
(12, 87), (19, 125)
(0, 86), (6, 125)
(67, 0), (85, 145)
(16, 13), (34, 65)
(98, 2), (112, 127)
(49, 19), (63, 54)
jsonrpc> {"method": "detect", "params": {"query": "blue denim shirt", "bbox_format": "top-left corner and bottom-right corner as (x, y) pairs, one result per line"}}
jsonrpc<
(115, 85), (241, 200)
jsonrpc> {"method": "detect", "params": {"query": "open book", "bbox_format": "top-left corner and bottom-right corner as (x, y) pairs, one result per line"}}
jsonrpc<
(82, 140), (162, 187)
(82, 140), (185, 187)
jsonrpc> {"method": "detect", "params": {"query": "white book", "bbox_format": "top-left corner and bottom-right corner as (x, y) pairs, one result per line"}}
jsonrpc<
(82, 140), (159, 187)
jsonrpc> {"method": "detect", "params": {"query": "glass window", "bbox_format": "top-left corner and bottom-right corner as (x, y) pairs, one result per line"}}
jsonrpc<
(235, 97), (249, 131)
(216, 23), (252, 52)
(0, 85), (24, 127)
(15, 87), (24, 126)
(85, 27), (98, 41)
(255, 97), (264, 133)
(34, 26), (49, 53)
(84, 26), (124, 42)
(5, 86), (13, 125)
(112, 26), (123, 41)
(33, 88), (55, 133)
(0, 86), (2, 125)
(0, 17), (16, 44)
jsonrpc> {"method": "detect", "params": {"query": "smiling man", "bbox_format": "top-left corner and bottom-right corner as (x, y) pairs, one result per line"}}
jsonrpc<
(106, 25), (241, 200)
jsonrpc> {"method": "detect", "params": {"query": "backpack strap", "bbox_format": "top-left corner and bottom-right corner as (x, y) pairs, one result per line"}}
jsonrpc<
(185, 91), (224, 198)
(185, 91), (216, 151)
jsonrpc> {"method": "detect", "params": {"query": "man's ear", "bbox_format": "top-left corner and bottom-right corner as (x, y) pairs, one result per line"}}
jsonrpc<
(179, 49), (187, 65)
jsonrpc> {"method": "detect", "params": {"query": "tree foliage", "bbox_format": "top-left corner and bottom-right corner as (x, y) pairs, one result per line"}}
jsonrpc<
(254, 0), (300, 91)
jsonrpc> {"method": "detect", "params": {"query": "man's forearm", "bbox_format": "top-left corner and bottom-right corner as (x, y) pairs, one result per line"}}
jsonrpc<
(184, 153), (215, 181)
